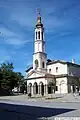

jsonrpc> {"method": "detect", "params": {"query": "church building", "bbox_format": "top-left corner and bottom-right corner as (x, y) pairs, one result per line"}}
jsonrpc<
(25, 12), (80, 96)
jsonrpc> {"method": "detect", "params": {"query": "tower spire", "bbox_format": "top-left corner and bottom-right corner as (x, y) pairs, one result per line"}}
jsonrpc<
(37, 8), (41, 25)
(37, 8), (40, 16)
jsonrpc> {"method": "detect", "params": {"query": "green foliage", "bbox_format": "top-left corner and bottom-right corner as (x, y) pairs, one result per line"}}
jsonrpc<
(0, 61), (24, 92)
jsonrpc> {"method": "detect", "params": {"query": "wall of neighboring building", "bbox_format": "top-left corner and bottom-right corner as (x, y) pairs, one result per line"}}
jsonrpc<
(67, 76), (79, 93)
(47, 62), (67, 75)
(68, 65), (80, 77)
(55, 77), (68, 94)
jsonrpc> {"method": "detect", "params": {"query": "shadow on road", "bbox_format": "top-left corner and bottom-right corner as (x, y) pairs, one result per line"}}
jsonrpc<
(0, 103), (76, 120)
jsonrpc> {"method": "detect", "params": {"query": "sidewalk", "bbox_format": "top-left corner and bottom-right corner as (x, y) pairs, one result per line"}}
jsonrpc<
(0, 93), (80, 103)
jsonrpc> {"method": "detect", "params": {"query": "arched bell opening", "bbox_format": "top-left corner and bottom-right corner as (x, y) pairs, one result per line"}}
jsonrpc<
(35, 59), (38, 69)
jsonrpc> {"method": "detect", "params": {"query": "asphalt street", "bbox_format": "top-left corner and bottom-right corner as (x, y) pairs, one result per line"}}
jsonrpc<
(0, 99), (80, 120)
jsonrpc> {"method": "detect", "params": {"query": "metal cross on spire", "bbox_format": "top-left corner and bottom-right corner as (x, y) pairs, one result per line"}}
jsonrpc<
(37, 8), (41, 16)
(36, 8), (42, 25)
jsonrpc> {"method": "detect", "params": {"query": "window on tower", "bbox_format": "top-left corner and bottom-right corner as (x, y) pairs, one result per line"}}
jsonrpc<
(42, 62), (45, 68)
(42, 32), (43, 40)
(36, 32), (37, 39)
(35, 59), (38, 69)
(38, 31), (40, 39)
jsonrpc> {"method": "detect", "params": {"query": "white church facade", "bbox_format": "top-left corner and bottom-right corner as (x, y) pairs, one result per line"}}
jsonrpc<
(25, 12), (80, 96)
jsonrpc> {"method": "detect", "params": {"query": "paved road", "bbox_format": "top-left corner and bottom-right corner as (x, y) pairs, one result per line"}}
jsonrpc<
(0, 99), (80, 120)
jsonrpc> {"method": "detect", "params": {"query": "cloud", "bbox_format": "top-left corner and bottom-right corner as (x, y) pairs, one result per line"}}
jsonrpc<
(5, 39), (27, 45)
(0, 28), (15, 37)
(6, 0), (66, 30)
(1, 0), (78, 45)
(0, 48), (11, 63)
(0, 26), (32, 46)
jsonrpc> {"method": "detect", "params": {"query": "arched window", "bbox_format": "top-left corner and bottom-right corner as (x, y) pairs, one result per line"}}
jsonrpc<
(38, 31), (40, 39)
(35, 59), (38, 69)
(42, 32), (43, 40)
(56, 86), (58, 91)
(42, 62), (45, 68)
(36, 32), (37, 39)
(49, 69), (51, 73)
(56, 67), (58, 72)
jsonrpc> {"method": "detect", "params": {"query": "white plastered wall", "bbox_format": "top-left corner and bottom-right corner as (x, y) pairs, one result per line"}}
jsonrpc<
(47, 63), (67, 75)
(55, 77), (68, 94)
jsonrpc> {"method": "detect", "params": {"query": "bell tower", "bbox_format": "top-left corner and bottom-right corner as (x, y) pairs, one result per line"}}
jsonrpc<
(33, 10), (47, 71)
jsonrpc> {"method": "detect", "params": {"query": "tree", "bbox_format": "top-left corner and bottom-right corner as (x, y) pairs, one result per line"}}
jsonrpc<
(1, 62), (14, 72)
(0, 69), (3, 89)
(0, 61), (24, 93)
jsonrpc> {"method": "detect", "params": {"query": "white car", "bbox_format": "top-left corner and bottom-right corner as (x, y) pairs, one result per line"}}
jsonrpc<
(12, 87), (18, 93)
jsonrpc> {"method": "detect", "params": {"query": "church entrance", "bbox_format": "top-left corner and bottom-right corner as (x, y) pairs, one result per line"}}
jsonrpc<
(33, 82), (38, 94)
(48, 86), (52, 94)
(48, 82), (54, 94)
